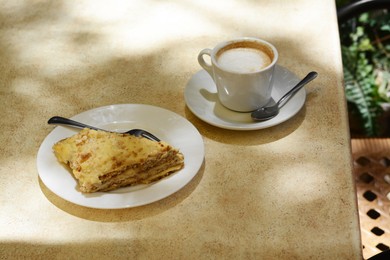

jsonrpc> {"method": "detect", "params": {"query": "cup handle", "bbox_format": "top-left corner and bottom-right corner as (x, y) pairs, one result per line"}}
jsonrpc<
(198, 48), (213, 78)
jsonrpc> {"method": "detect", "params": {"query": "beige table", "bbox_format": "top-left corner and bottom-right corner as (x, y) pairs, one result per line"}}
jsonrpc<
(0, 0), (362, 259)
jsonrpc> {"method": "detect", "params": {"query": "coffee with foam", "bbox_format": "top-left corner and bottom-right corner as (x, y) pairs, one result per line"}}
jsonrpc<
(198, 37), (278, 112)
(216, 42), (273, 73)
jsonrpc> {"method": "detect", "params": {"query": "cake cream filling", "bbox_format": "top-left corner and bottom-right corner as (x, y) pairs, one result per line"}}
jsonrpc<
(80, 153), (184, 192)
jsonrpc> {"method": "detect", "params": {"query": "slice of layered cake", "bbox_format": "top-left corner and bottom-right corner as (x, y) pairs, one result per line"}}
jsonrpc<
(53, 128), (184, 193)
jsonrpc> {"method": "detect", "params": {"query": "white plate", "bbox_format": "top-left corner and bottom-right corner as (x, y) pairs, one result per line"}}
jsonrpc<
(184, 65), (306, 130)
(37, 104), (204, 209)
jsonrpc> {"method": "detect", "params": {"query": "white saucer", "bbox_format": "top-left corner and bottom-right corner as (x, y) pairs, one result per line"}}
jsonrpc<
(184, 65), (306, 130)
(37, 104), (204, 209)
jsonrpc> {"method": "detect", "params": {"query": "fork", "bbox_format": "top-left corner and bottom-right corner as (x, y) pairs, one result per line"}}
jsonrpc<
(48, 116), (161, 142)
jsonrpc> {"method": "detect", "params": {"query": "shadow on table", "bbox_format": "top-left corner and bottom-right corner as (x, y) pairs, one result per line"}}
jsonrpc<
(38, 160), (205, 222)
(184, 104), (307, 146)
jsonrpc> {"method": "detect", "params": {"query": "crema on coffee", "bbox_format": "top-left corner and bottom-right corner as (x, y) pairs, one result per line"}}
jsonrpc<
(216, 42), (273, 73)
(197, 37), (278, 111)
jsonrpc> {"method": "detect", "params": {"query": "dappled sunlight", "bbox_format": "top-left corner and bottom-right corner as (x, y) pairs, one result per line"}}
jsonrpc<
(11, 77), (45, 97)
(270, 162), (332, 203)
(0, 0), (331, 80)
(1, 0), (239, 78)
(237, 125), (354, 208)
(0, 0), (362, 258)
(0, 0), (337, 114)
(0, 0), (350, 223)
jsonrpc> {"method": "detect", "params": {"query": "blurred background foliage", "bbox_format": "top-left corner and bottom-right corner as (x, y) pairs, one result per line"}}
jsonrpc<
(337, 0), (390, 137)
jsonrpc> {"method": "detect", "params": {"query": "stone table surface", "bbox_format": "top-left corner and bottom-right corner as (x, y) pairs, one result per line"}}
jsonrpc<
(0, 0), (362, 259)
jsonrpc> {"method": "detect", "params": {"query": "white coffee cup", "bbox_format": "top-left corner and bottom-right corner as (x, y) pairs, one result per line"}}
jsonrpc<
(198, 37), (278, 112)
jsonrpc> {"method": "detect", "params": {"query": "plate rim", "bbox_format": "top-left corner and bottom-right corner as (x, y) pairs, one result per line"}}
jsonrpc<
(37, 104), (204, 209)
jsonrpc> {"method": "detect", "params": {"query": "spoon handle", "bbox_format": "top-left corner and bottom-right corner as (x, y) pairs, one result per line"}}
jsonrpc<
(48, 116), (102, 131)
(277, 71), (318, 107)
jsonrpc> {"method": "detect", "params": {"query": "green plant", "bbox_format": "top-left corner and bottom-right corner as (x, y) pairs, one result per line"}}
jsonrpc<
(340, 11), (390, 136)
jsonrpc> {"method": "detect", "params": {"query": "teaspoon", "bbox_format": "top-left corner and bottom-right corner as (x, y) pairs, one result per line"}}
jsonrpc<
(251, 71), (318, 121)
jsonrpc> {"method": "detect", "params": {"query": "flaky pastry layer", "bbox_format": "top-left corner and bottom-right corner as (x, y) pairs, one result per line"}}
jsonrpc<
(53, 128), (184, 193)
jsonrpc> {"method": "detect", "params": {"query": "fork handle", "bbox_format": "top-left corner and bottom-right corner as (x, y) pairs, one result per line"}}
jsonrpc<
(48, 116), (102, 131)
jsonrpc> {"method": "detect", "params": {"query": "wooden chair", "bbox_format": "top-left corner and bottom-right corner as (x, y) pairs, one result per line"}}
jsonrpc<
(338, 1), (390, 258)
(337, 0), (390, 24)
(352, 139), (390, 259)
